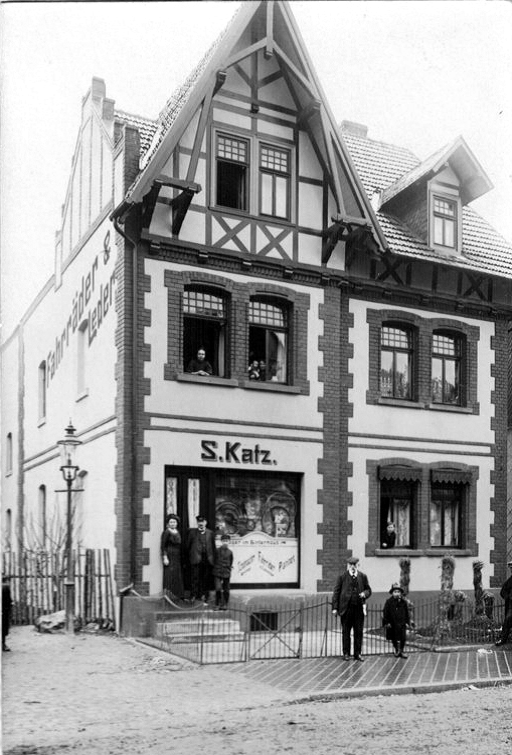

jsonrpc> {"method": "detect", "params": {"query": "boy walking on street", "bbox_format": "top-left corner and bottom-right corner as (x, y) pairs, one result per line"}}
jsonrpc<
(383, 582), (414, 658)
(213, 534), (233, 611)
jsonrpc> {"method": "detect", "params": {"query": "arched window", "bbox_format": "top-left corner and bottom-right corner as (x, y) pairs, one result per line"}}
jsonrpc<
(6, 433), (13, 474)
(77, 320), (88, 396)
(38, 361), (47, 419)
(183, 288), (228, 377)
(249, 298), (289, 384)
(380, 324), (413, 399)
(431, 331), (462, 405)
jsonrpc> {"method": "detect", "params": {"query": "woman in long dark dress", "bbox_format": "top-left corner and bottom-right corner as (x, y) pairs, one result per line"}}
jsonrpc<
(160, 514), (184, 598)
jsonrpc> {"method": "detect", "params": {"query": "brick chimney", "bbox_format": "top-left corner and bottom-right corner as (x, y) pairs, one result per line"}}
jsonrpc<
(340, 120), (368, 138)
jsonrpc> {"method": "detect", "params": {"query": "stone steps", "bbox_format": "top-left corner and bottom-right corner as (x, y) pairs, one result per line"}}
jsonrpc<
(156, 616), (244, 643)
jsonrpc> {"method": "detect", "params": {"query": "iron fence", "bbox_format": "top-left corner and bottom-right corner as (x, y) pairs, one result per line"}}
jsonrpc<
(120, 592), (506, 665)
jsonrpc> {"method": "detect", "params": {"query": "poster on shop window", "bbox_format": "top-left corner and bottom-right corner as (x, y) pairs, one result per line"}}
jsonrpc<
(214, 473), (299, 585)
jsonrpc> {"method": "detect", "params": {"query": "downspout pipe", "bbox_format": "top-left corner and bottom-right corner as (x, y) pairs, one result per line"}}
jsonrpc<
(111, 202), (139, 590)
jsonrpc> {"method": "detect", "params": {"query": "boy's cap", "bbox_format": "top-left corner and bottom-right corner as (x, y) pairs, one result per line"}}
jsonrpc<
(220, 534), (231, 541)
(347, 556), (359, 565)
(196, 516), (207, 522)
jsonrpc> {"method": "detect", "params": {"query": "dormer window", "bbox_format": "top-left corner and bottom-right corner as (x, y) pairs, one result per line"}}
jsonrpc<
(433, 196), (457, 248)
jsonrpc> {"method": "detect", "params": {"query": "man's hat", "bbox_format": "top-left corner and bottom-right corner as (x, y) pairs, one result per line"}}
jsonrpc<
(196, 515), (207, 523)
(389, 582), (404, 594)
(347, 556), (359, 565)
(220, 534), (231, 541)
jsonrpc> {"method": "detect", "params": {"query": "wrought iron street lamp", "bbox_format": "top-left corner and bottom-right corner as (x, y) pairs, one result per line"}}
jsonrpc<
(57, 422), (82, 633)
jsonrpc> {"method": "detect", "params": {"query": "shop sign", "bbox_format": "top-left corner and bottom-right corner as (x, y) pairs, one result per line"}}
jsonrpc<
(230, 531), (298, 584)
(201, 440), (277, 466)
(45, 231), (116, 387)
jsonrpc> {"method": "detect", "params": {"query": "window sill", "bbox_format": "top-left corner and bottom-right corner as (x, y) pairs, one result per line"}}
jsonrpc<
(425, 403), (473, 414)
(241, 380), (301, 394)
(177, 373), (238, 387)
(376, 398), (423, 409)
(371, 547), (474, 557)
(373, 548), (423, 557)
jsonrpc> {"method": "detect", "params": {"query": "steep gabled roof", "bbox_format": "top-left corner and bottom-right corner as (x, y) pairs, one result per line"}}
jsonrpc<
(380, 136), (493, 208)
(342, 127), (512, 278)
(115, 0), (387, 251)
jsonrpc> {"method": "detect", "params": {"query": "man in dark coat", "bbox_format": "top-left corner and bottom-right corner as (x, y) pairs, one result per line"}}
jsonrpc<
(382, 582), (414, 658)
(495, 560), (512, 646)
(2, 576), (13, 651)
(332, 556), (372, 661)
(187, 516), (216, 604)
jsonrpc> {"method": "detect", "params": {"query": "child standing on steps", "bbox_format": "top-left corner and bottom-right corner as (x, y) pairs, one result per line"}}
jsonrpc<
(213, 534), (234, 611)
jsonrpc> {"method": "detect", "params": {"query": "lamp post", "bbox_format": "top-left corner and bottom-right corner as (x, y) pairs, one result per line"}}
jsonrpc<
(57, 422), (82, 633)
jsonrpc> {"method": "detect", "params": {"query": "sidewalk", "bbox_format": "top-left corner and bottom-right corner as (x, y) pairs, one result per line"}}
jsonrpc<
(2, 625), (511, 754)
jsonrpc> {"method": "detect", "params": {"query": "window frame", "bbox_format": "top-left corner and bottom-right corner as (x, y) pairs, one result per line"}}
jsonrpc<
(215, 132), (250, 213)
(182, 286), (230, 379)
(164, 271), (310, 395)
(212, 128), (295, 222)
(258, 142), (291, 221)
(366, 310), (479, 413)
(248, 296), (290, 385)
(379, 323), (415, 401)
(431, 330), (463, 406)
(428, 188), (462, 253)
(429, 480), (464, 548)
(379, 477), (417, 549)
(365, 459), (478, 557)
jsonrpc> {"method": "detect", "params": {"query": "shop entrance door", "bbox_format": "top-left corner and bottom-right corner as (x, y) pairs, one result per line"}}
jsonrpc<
(164, 467), (211, 532)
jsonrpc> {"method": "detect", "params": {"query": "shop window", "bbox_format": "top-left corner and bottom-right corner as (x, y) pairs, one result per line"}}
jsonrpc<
(380, 477), (417, 549)
(248, 298), (288, 383)
(216, 134), (248, 211)
(259, 144), (290, 220)
(38, 361), (47, 420)
(183, 288), (228, 377)
(431, 331), (462, 405)
(380, 324), (413, 399)
(164, 466), (301, 588)
(433, 196), (457, 249)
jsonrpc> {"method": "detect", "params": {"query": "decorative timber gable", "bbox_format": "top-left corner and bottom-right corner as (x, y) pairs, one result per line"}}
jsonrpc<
(113, 0), (386, 271)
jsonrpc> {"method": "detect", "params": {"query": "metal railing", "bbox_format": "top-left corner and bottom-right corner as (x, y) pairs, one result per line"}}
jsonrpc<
(120, 592), (506, 665)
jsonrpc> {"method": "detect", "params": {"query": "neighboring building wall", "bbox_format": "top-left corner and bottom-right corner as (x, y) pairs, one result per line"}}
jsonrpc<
(1, 331), (21, 551)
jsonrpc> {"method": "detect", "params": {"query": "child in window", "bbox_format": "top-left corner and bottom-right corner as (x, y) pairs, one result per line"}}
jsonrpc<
(248, 360), (260, 380)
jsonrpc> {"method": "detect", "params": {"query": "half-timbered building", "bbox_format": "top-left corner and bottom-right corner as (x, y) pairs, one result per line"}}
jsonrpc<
(2, 0), (511, 605)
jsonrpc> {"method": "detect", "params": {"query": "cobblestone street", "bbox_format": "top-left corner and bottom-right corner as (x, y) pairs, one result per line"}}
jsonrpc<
(2, 626), (512, 754)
